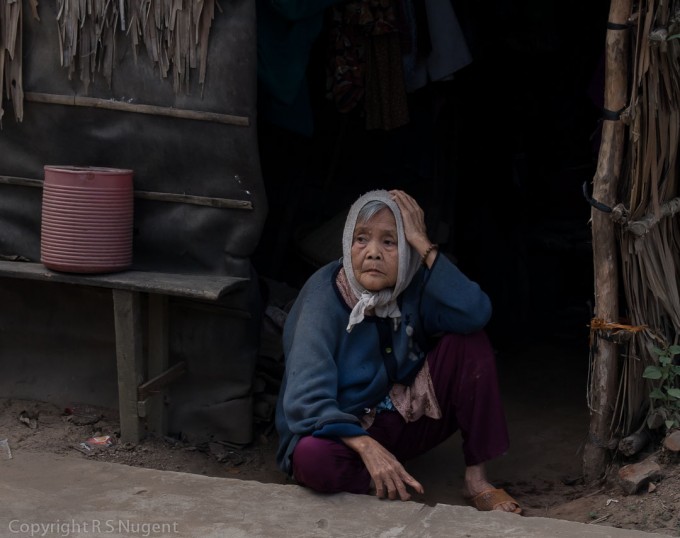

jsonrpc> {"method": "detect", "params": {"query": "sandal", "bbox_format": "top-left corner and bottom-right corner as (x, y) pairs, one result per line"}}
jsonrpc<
(466, 488), (522, 515)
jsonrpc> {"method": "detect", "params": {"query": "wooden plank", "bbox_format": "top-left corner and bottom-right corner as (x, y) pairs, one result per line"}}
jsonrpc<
(138, 362), (186, 402)
(0, 261), (248, 301)
(112, 289), (145, 444)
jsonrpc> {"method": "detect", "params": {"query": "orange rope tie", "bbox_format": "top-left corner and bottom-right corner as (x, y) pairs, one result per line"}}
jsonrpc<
(588, 318), (647, 344)
(589, 318), (647, 333)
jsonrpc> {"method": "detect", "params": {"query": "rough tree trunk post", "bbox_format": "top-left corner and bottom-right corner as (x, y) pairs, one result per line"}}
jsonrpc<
(584, 0), (632, 481)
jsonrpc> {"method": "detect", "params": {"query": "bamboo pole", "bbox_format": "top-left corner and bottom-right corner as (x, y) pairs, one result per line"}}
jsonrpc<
(0, 175), (253, 210)
(584, 0), (632, 481)
(133, 190), (253, 210)
(24, 92), (250, 127)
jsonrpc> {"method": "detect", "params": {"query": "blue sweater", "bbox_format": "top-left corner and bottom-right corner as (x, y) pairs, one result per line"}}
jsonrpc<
(275, 254), (492, 473)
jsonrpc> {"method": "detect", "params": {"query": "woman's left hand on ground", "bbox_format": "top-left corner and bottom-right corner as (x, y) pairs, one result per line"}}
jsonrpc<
(342, 435), (424, 501)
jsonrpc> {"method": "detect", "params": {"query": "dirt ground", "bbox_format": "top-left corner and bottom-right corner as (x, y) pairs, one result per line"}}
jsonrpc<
(2, 342), (680, 537)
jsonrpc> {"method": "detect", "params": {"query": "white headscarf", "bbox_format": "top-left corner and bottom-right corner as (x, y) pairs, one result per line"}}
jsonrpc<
(342, 190), (421, 332)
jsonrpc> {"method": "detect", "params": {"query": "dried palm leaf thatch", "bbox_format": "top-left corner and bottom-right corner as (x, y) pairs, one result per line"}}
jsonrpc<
(56, 0), (217, 95)
(56, 0), (120, 92)
(0, 0), (36, 125)
(612, 0), (680, 437)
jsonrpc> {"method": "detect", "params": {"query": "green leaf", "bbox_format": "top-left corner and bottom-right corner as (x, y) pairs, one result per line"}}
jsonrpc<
(643, 366), (663, 379)
(666, 420), (677, 430)
(669, 344), (680, 355)
(652, 346), (666, 357)
(660, 355), (673, 365)
(650, 388), (666, 399)
(672, 365), (680, 375)
(667, 388), (680, 399)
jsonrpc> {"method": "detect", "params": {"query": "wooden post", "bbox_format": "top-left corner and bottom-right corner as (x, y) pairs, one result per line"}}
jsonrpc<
(147, 294), (169, 436)
(112, 289), (145, 444)
(584, 0), (632, 481)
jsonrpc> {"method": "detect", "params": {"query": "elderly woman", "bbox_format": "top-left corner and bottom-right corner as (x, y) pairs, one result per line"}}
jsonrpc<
(275, 189), (521, 513)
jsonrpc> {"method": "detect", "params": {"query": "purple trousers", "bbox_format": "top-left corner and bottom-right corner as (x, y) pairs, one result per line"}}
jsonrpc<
(291, 331), (509, 494)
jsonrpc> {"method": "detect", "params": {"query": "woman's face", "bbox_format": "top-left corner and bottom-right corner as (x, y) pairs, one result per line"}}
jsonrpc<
(351, 207), (399, 291)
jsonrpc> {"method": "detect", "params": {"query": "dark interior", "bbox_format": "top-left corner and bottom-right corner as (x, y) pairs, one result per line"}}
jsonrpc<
(253, 0), (611, 355)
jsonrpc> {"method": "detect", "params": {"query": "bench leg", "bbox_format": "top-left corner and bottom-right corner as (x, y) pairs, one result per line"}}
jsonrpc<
(147, 294), (169, 436)
(112, 289), (144, 444)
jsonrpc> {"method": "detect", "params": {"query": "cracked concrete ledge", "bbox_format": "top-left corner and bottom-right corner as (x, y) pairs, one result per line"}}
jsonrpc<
(0, 453), (665, 538)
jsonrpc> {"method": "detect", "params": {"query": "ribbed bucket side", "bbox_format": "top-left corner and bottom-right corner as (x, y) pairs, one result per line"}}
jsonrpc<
(40, 166), (134, 274)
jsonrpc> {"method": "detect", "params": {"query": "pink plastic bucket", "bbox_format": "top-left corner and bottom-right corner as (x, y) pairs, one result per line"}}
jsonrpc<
(40, 166), (134, 273)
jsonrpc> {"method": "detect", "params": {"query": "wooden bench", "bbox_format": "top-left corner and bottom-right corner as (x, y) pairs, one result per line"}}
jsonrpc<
(0, 260), (249, 444)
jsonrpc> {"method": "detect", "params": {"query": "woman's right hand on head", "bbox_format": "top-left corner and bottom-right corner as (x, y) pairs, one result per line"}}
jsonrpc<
(388, 190), (437, 266)
(341, 435), (424, 501)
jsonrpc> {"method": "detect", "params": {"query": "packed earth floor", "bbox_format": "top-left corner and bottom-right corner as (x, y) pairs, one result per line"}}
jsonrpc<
(2, 341), (680, 536)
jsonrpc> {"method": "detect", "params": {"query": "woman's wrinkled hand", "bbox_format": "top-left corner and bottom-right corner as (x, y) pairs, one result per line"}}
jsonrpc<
(342, 435), (424, 501)
(389, 190), (436, 266)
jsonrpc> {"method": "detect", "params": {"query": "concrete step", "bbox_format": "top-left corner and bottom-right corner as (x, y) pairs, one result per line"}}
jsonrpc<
(0, 452), (664, 538)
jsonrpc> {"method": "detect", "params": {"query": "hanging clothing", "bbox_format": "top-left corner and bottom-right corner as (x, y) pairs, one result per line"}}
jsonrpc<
(364, 33), (410, 130)
(403, 0), (472, 92)
(327, 0), (410, 130)
(257, 0), (343, 135)
(327, 0), (472, 130)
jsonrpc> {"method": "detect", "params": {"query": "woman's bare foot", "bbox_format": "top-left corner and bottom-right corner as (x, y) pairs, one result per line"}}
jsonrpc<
(462, 464), (520, 513)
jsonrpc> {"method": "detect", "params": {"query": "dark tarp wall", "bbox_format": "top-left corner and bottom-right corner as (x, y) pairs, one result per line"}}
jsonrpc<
(0, 1), (266, 444)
